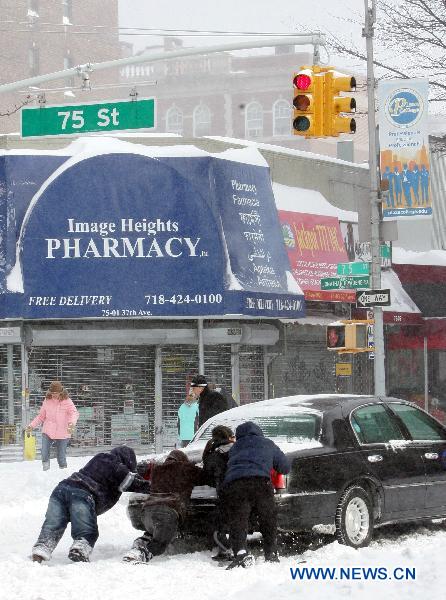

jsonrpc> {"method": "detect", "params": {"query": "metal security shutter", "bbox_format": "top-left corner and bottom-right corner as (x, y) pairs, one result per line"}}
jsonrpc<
(161, 345), (199, 448)
(269, 326), (336, 398)
(27, 346), (155, 455)
(160, 344), (232, 448)
(0, 345), (22, 448)
(352, 353), (374, 395)
(239, 345), (265, 404)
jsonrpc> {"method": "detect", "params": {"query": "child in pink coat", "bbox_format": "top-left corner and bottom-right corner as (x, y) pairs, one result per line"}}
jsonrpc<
(27, 381), (79, 471)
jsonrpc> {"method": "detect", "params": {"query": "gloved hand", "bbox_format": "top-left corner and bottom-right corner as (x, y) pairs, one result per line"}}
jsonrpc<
(25, 426), (33, 434)
(67, 424), (74, 435)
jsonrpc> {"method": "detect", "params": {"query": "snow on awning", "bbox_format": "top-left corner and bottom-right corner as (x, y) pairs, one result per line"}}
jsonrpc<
(0, 139), (305, 320)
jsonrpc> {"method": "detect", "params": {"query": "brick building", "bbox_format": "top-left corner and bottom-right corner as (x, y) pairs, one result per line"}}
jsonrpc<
(0, 0), (121, 134)
(119, 39), (369, 162)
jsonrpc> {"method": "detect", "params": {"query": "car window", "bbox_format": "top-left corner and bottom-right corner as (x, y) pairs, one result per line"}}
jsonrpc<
(197, 413), (320, 443)
(351, 404), (404, 444)
(388, 403), (446, 441)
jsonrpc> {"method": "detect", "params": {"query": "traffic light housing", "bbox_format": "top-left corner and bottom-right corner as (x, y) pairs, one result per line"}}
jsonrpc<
(292, 68), (324, 137)
(326, 322), (368, 351)
(323, 70), (357, 137)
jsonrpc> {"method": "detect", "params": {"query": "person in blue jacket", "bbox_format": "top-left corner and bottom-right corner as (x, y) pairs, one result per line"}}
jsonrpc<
(31, 445), (151, 563)
(177, 393), (199, 447)
(219, 421), (290, 569)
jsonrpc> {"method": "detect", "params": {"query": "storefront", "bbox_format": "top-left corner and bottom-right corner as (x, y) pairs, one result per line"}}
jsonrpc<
(0, 139), (305, 458)
(387, 257), (446, 422)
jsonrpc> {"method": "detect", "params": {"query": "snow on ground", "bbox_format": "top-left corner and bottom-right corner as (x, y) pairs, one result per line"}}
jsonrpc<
(2, 454), (446, 600)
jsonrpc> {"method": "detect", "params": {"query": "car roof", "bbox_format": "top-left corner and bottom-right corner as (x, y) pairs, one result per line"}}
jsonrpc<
(208, 393), (380, 421)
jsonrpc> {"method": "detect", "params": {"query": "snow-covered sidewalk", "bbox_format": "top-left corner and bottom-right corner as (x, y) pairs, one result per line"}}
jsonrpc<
(1, 455), (445, 600)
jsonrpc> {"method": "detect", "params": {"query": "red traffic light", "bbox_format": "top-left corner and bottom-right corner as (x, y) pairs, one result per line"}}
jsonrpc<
(293, 116), (311, 132)
(293, 73), (312, 90)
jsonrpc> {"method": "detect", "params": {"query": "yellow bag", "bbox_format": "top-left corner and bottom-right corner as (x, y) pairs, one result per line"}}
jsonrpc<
(24, 432), (37, 461)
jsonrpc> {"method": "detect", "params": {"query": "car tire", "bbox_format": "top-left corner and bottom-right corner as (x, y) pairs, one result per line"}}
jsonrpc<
(335, 485), (374, 548)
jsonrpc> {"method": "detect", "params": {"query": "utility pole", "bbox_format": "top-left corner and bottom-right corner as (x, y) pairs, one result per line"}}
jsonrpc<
(363, 0), (386, 395)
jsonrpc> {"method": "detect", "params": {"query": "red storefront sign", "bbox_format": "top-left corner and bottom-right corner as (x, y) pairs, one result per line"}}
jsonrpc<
(279, 210), (356, 302)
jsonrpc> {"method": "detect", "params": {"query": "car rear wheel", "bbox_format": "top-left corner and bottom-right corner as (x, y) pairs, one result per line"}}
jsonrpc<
(336, 485), (373, 548)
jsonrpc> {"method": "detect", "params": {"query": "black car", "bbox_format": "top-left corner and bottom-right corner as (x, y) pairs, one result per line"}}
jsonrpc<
(129, 394), (446, 549)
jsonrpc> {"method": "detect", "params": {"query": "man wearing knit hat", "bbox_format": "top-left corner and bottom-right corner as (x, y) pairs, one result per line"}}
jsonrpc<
(190, 374), (228, 429)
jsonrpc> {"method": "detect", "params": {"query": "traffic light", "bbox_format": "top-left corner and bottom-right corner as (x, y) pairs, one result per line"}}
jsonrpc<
(292, 68), (324, 137)
(323, 70), (357, 137)
(326, 323), (368, 351)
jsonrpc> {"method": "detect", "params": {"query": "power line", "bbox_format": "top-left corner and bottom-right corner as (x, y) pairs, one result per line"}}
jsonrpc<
(0, 21), (305, 37)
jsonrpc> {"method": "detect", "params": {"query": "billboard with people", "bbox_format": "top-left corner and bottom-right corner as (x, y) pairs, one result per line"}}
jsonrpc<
(378, 79), (432, 219)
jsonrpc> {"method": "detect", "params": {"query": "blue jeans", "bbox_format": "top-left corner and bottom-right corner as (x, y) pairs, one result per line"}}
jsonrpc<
(35, 482), (99, 550)
(41, 433), (69, 467)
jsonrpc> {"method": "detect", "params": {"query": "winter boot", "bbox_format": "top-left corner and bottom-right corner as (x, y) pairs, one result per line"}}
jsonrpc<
(32, 544), (52, 562)
(42, 461), (50, 471)
(68, 538), (93, 562)
(226, 550), (255, 570)
(122, 546), (153, 563)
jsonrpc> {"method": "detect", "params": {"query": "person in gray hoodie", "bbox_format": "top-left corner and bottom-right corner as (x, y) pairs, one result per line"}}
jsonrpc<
(220, 421), (290, 569)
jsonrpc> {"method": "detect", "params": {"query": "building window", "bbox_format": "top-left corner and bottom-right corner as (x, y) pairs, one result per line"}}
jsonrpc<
(273, 99), (291, 136)
(245, 101), (263, 138)
(193, 104), (211, 137)
(62, 0), (72, 21)
(29, 45), (39, 76)
(166, 106), (183, 135)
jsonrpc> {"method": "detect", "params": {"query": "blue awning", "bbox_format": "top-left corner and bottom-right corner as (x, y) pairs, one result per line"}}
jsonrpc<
(0, 141), (304, 320)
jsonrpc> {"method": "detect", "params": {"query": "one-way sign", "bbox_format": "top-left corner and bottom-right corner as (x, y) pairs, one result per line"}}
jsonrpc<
(356, 289), (391, 308)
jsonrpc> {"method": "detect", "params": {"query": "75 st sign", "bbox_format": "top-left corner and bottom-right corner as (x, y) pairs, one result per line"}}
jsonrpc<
(21, 98), (155, 138)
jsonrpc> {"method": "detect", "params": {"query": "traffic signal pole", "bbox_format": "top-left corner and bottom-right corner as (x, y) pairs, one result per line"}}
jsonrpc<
(363, 0), (386, 395)
(0, 35), (325, 96)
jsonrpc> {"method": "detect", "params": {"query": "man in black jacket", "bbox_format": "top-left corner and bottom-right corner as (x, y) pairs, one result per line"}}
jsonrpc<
(202, 425), (235, 560)
(191, 374), (228, 429)
(31, 446), (150, 563)
(220, 421), (290, 569)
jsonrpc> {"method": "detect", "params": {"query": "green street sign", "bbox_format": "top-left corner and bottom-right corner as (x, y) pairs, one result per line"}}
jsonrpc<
(21, 98), (155, 138)
(321, 275), (370, 290)
(337, 262), (370, 276)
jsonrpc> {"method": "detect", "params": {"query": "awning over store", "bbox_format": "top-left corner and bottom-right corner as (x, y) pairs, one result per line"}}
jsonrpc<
(0, 139), (305, 320)
(392, 260), (446, 318)
(387, 319), (446, 350)
(381, 269), (423, 324)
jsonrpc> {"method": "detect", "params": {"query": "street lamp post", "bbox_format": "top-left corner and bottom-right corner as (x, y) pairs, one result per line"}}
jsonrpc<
(363, 0), (386, 395)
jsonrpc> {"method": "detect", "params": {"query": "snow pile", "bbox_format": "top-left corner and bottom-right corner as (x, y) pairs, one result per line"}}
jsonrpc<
(1, 455), (446, 600)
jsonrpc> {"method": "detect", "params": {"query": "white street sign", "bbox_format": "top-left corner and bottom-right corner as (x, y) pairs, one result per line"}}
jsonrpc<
(356, 289), (391, 308)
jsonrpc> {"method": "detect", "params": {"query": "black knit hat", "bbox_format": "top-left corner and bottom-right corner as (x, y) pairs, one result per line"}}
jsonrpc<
(190, 374), (207, 387)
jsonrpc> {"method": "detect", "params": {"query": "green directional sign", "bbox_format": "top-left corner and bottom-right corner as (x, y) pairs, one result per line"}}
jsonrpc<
(321, 275), (370, 290)
(337, 262), (370, 276)
(21, 98), (155, 138)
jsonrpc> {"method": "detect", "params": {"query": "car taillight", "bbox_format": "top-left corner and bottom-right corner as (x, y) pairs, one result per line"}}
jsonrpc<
(270, 469), (287, 493)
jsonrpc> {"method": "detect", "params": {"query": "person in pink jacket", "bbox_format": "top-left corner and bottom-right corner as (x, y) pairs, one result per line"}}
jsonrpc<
(27, 381), (79, 471)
